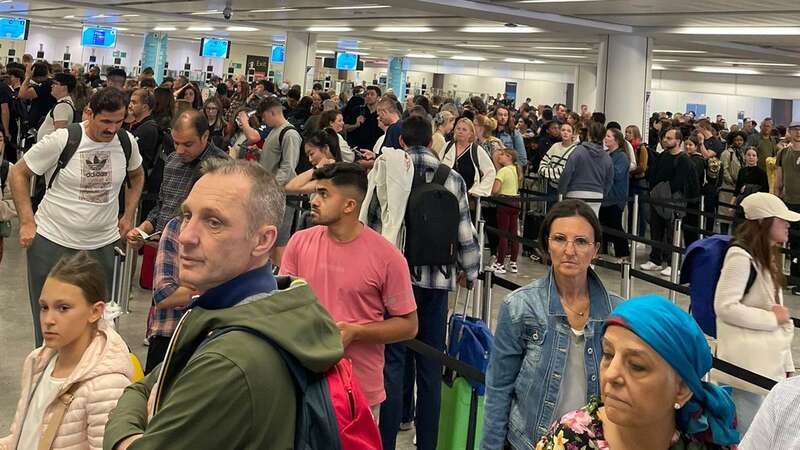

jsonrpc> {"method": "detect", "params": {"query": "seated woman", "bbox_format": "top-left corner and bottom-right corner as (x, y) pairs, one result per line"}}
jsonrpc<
(481, 199), (623, 449)
(0, 252), (133, 450)
(536, 295), (739, 450)
(285, 129), (342, 194)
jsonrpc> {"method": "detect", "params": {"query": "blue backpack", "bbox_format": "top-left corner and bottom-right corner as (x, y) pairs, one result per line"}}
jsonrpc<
(447, 313), (494, 395)
(680, 234), (756, 338)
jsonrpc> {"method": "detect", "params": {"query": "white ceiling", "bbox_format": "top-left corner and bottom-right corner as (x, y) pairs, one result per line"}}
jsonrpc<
(5, 0), (800, 76)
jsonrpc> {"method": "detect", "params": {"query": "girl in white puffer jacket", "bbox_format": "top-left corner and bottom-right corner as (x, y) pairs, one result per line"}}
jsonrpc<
(1, 252), (132, 450)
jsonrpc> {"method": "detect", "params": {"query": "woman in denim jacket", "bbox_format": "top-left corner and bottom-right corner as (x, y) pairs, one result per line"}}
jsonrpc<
(481, 199), (624, 450)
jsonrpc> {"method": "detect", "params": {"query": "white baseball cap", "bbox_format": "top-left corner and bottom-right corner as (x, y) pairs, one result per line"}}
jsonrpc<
(740, 193), (800, 222)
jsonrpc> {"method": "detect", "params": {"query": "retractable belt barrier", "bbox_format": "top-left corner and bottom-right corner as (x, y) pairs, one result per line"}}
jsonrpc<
(403, 339), (486, 385)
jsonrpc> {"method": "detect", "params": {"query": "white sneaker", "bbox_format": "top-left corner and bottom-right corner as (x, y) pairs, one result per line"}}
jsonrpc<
(492, 263), (507, 274)
(660, 266), (672, 277)
(508, 262), (518, 273)
(639, 261), (662, 271)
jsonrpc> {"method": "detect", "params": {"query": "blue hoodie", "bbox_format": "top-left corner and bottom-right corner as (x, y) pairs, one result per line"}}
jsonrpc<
(602, 148), (630, 208)
(557, 141), (614, 196)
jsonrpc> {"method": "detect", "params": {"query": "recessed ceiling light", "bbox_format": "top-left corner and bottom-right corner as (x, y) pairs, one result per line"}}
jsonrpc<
(461, 26), (541, 33)
(374, 26), (433, 32)
(227, 26), (259, 32)
(187, 26), (214, 31)
(504, 57), (545, 64)
(316, 50), (335, 54)
(535, 46), (591, 51)
(452, 55), (487, 61)
(191, 10), (220, 15)
(653, 58), (679, 62)
(539, 54), (587, 58)
(121, 14), (140, 17)
(92, 14), (108, 18)
(693, 66), (760, 75)
(652, 64), (667, 70)
(153, 26), (176, 31)
(326, 5), (391, 10)
(722, 61), (796, 67)
(308, 26), (353, 32)
(115, 27), (129, 30)
(438, 50), (462, 54)
(672, 26), (800, 35)
(406, 53), (436, 59)
(64, 15), (75, 18)
(350, 52), (370, 55)
(0, 1), (12, 3)
(249, 8), (298, 13)
(457, 44), (501, 48)
(519, 0), (597, 2)
(653, 49), (707, 54)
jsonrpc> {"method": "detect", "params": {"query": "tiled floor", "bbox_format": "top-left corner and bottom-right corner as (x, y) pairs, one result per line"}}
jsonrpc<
(3, 233), (800, 449)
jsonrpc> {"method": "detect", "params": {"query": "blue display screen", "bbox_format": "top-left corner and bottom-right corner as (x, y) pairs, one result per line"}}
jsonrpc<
(271, 45), (285, 64)
(81, 27), (117, 48)
(200, 37), (230, 58)
(336, 52), (358, 71)
(0, 17), (29, 40)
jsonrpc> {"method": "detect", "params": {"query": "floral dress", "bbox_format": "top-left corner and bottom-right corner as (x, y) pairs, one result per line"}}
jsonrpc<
(535, 397), (736, 450)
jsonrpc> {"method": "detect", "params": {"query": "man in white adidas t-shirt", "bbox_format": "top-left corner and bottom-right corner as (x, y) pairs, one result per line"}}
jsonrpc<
(9, 87), (144, 347)
(36, 72), (76, 142)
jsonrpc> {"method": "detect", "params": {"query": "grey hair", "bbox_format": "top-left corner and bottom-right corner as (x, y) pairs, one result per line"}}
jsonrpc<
(200, 159), (285, 236)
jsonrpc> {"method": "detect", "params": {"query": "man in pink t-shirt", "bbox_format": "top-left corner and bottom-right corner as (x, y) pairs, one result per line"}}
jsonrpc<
(280, 162), (418, 411)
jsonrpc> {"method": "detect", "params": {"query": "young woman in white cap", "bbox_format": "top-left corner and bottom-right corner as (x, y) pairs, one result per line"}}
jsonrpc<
(713, 192), (798, 433)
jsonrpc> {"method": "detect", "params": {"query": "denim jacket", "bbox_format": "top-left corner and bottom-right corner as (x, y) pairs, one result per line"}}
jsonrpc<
(496, 129), (528, 166)
(480, 268), (623, 450)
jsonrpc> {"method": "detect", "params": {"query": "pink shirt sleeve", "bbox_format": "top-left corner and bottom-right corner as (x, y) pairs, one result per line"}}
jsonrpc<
(381, 248), (417, 317)
(278, 235), (300, 277)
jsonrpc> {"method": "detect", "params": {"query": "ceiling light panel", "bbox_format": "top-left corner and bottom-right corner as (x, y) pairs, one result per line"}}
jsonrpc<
(722, 61), (796, 67)
(458, 44), (501, 48)
(653, 59), (679, 62)
(227, 26), (258, 32)
(191, 10), (220, 15)
(504, 58), (545, 64)
(452, 55), (486, 61)
(461, 26), (541, 33)
(374, 26), (433, 32)
(671, 27), (800, 35)
(534, 46), (591, 50)
(653, 49), (707, 54)
(308, 26), (353, 32)
(539, 54), (586, 58)
(693, 66), (760, 75)
(326, 5), (391, 10)
(187, 26), (214, 31)
(249, 8), (298, 13)
(406, 53), (436, 59)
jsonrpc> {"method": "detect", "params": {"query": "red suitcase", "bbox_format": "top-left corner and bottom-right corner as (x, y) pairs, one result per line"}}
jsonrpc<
(139, 243), (157, 290)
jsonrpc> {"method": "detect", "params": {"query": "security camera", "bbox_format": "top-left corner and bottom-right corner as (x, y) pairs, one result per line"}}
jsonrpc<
(223, 6), (232, 20)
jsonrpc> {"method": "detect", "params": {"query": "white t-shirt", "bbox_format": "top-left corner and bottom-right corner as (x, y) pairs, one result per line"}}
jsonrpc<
(37, 96), (75, 142)
(339, 133), (355, 163)
(18, 357), (66, 450)
(25, 122), (143, 249)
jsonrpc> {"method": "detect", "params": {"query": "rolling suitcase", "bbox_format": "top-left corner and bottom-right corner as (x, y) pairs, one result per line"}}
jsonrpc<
(438, 285), (493, 450)
(106, 246), (145, 383)
(139, 242), (157, 290)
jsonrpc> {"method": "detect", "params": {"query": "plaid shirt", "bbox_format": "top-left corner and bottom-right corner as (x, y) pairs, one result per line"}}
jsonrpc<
(367, 146), (480, 291)
(145, 143), (229, 233)
(146, 217), (186, 338)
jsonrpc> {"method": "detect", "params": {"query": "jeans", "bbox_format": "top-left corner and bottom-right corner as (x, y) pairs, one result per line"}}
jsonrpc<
(26, 234), (116, 347)
(380, 286), (449, 450)
(599, 204), (629, 258)
(683, 200), (701, 248)
(496, 204), (519, 263)
(628, 179), (649, 237)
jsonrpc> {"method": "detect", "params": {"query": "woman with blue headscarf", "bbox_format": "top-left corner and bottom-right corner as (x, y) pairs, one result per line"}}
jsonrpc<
(536, 295), (739, 450)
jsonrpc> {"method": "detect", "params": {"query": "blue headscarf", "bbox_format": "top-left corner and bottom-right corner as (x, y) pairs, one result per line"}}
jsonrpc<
(605, 295), (739, 446)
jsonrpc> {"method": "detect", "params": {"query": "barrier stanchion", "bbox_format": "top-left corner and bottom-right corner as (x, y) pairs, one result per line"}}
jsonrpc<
(475, 219), (486, 318)
(621, 260), (631, 299)
(699, 196), (706, 231)
(120, 243), (135, 313)
(630, 195), (639, 274)
(482, 269), (493, 327)
(558, 193), (564, 202)
(669, 217), (683, 303)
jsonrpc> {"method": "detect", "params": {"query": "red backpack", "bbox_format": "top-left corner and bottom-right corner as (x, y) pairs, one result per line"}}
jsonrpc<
(201, 326), (382, 450)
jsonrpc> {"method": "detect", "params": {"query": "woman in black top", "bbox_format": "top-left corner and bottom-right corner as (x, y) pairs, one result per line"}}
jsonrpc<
(684, 134), (706, 246)
(735, 147), (769, 197)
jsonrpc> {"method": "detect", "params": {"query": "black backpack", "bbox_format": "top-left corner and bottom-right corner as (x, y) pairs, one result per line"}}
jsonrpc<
(31, 123), (133, 209)
(47, 99), (80, 124)
(404, 164), (460, 281)
(278, 125), (311, 174)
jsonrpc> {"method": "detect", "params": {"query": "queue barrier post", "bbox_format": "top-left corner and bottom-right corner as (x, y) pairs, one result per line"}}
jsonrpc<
(629, 195), (639, 272)
(474, 219), (486, 318)
(120, 243), (135, 314)
(669, 216), (683, 304)
(482, 269), (493, 327)
(699, 196), (706, 231)
(621, 260), (631, 299)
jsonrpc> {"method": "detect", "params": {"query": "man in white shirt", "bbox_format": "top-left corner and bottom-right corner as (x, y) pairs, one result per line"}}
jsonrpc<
(37, 72), (76, 142)
(9, 87), (144, 347)
(740, 376), (800, 449)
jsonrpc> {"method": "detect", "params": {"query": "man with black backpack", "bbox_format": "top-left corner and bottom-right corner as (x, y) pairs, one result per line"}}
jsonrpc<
(258, 96), (303, 266)
(36, 72), (77, 142)
(127, 88), (161, 220)
(370, 115), (481, 450)
(9, 87), (144, 347)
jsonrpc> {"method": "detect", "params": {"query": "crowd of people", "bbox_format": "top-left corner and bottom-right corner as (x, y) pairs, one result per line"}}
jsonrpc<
(0, 57), (799, 450)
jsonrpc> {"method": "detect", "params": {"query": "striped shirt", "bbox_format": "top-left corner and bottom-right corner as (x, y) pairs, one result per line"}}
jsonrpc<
(367, 145), (480, 291)
(740, 376), (800, 449)
(147, 217), (187, 338)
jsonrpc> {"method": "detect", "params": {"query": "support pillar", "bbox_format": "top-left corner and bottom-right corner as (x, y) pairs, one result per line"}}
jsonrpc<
(387, 57), (407, 97)
(285, 31), (317, 93)
(142, 32), (168, 85)
(595, 35), (652, 131)
(574, 64), (597, 113)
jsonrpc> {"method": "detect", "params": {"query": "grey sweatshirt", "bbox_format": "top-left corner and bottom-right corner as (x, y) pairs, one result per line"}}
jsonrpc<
(557, 141), (614, 196)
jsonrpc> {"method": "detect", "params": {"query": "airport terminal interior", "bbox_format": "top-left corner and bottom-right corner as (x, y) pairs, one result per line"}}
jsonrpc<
(3, 0), (800, 449)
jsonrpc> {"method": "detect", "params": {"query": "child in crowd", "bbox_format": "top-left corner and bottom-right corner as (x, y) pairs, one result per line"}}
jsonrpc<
(1, 252), (132, 450)
(491, 148), (521, 274)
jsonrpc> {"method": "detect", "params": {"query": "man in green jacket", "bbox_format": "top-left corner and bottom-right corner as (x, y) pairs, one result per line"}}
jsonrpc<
(104, 159), (344, 450)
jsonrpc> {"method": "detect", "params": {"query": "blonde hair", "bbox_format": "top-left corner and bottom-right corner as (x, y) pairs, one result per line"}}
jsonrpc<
(475, 115), (498, 140)
(434, 110), (455, 129)
(454, 117), (476, 142)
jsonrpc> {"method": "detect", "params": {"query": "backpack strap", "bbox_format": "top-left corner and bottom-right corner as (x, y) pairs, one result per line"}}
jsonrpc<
(442, 141), (455, 159)
(48, 98), (77, 123)
(278, 125), (299, 149)
(37, 382), (81, 450)
(432, 164), (451, 187)
(729, 242), (758, 295)
(470, 143), (485, 179)
(117, 128), (133, 188)
(47, 123), (82, 189)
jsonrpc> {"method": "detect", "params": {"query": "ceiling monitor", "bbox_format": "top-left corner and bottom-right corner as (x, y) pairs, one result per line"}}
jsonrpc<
(81, 26), (117, 48)
(356, 60), (364, 71)
(323, 57), (336, 69)
(335, 51), (359, 71)
(200, 37), (231, 59)
(0, 17), (29, 40)
(271, 45), (285, 64)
